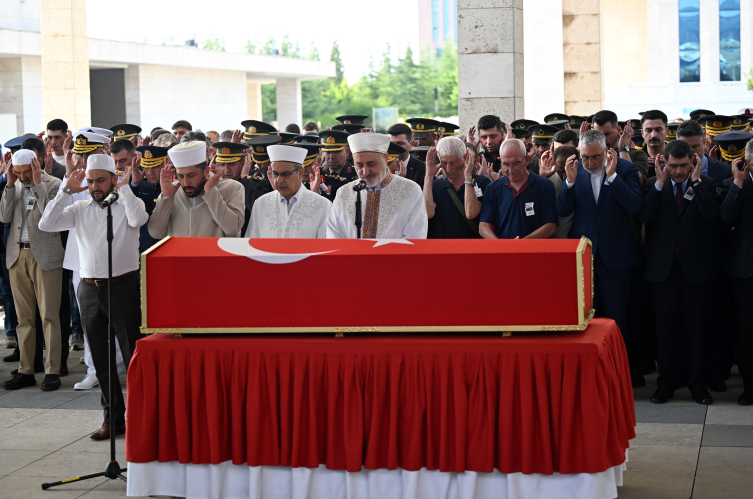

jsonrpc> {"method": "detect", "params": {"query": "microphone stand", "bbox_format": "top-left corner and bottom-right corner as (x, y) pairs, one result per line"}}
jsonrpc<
(355, 189), (362, 239)
(43, 194), (126, 490)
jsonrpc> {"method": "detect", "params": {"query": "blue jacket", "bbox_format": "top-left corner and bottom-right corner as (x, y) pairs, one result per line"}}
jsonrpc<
(130, 180), (161, 254)
(556, 158), (643, 270)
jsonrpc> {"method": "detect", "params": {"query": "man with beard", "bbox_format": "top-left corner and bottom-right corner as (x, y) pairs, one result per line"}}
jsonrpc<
(39, 154), (148, 439)
(479, 139), (556, 240)
(387, 123), (426, 185)
(213, 141), (257, 235)
(592, 110), (649, 184)
(557, 130), (644, 386)
(327, 133), (427, 239)
(131, 145), (169, 253)
(148, 141), (244, 238)
(642, 110), (669, 177)
(468, 115), (504, 174)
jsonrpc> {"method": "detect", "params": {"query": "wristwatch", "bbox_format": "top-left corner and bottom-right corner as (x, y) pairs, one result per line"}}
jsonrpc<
(618, 146), (630, 153)
(464, 179), (475, 186)
(692, 179), (701, 187)
(62, 186), (72, 195)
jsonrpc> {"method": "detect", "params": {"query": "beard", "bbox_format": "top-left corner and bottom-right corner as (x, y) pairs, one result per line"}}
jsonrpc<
(182, 176), (206, 198)
(90, 183), (115, 203)
(360, 168), (388, 188)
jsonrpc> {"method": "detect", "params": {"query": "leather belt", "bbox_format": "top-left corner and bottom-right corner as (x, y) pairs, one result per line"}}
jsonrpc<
(83, 270), (138, 287)
(20, 242), (31, 249)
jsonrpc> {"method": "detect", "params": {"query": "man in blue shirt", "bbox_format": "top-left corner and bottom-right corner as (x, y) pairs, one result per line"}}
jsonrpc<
(424, 137), (490, 238)
(479, 139), (557, 239)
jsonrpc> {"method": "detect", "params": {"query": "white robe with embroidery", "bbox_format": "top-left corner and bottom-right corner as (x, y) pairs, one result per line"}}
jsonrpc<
(326, 174), (428, 239)
(245, 186), (331, 238)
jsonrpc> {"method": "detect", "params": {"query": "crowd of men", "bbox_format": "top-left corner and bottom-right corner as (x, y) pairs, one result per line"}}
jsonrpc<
(1, 108), (752, 440)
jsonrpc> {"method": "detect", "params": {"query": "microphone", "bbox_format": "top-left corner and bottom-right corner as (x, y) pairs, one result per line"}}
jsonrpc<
(353, 180), (367, 192)
(102, 191), (119, 207)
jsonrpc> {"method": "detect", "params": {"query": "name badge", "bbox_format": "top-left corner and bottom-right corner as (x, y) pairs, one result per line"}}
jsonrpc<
(683, 187), (695, 201)
(525, 202), (535, 216)
(474, 186), (483, 198)
(25, 198), (35, 211)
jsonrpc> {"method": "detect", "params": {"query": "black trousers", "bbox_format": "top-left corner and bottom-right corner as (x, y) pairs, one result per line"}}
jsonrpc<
(77, 273), (141, 425)
(652, 259), (712, 393)
(707, 278), (734, 378)
(593, 250), (634, 366)
(731, 276), (753, 391)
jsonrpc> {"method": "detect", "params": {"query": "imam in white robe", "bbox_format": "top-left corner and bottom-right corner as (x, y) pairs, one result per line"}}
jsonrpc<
(326, 172), (428, 239)
(245, 184), (331, 238)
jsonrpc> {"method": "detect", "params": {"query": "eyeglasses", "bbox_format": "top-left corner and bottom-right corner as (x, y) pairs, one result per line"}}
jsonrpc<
(581, 154), (604, 165)
(270, 170), (297, 178)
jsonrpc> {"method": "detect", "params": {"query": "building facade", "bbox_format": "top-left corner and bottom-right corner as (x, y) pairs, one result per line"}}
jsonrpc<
(418, 0), (458, 56)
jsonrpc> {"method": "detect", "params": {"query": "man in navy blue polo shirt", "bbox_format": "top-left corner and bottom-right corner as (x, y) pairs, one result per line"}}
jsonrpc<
(479, 139), (557, 239)
(424, 137), (491, 238)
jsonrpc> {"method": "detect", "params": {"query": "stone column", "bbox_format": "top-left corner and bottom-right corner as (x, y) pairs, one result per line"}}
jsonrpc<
(275, 78), (302, 129)
(39, 0), (91, 130)
(247, 82), (263, 121)
(0, 57), (44, 134)
(700, 0), (720, 82)
(562, 0), (602, 116)
(457, 0), (524, 134)
(125, 65), (141, 126)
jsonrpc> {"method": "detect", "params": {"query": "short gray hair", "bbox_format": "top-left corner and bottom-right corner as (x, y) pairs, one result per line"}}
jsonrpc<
(181, 129), (212, 148)
(437, 136), (466, 159)
(579, 130), (607, 150)
(499, 138), (526, 158)
(746, 140), (753, 162)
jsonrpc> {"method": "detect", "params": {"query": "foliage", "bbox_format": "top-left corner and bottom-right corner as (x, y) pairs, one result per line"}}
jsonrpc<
(201, 33), (225, 51)
(747, 67), (753, 91)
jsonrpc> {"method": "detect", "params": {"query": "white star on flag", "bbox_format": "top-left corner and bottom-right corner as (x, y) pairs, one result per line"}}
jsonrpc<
(366, 239), (415, 247)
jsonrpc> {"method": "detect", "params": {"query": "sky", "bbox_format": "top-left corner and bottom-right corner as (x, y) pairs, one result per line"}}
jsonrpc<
(85, 0), (421, 82)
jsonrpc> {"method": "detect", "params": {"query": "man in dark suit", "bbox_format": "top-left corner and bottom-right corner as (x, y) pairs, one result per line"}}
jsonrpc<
(719, 148), (753, 405)
(556, 130), (644, 386)
(387, 123), (426, 186)
(640, 140), (720, 405)
(677, 119), (734, 391)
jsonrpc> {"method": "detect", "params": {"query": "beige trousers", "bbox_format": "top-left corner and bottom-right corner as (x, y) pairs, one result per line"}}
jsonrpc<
(9, 249), (63, 375)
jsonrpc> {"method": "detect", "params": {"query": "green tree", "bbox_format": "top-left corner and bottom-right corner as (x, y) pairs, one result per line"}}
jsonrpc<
(201, 33), (225, 51)
(330, 41), (345, 85)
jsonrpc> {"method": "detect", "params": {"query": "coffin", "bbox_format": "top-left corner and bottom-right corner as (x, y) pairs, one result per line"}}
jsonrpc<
(140, 237), (594, 334)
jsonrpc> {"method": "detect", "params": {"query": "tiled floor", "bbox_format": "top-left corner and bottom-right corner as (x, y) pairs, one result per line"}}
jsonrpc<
(1, 348), (752, 498)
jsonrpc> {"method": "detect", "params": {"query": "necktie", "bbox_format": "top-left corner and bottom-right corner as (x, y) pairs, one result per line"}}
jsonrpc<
(675, 183), (683, 209)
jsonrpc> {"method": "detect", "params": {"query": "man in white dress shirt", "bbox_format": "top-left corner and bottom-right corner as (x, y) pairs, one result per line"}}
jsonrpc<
(39, 154), (149, 440)
(245, 145), (331, 238)
(326, 133), (428, 239)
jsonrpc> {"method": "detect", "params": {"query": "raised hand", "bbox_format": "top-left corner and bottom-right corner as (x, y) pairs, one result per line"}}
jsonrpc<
(36, 130), (45, 140)
(425, 144), (439, 179)
(231, 129), (243, 143)
(539, 150), (555, 178)
(44, 151), (53, 174)
(619, 121), (634, 149)
(142, 135), (151, 146)
(605, 148), (618, 178)
(160, 165), (179, 197)
(66, 169), (88, 193)
(505, 123), (514, 141)
(131, 154), (144, 184)
(5, 161), (17, 188)
(478, 155), (489, 177)
(241, 150), (252, 177)
(65, 150), (77, 177)
(397, 160), (407, 177)
(0, 151), (10, 175)
(116, 166), (132, 189)
(565, 154), (578, 183)
(31, 157), (43, 185)
(463, 147), (475, 180)
(63, 130), (73, 152)
(467, 125), (477, 144)
(690, 152), (702, 182)
(732, 158), (749, 188)
(204, 159), (222, 191)
(489, 164), (500, 182)
(709, 144), (720, 161)
(579, 120), (589, 136)
(309, 166), (321, 194)
(655, 154), (668, 189)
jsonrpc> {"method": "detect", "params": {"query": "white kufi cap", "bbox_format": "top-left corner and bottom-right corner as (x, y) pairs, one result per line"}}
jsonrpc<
(168, 141), (207, 168)
(11, 149), (36, 166)
(347, 132), (391, 154)
(86, 154), (116, 174)
(267, 144), (307, 165)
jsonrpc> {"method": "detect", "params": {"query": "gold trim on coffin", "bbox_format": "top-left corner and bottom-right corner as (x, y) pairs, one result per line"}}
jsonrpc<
(140, 237), (596, 335)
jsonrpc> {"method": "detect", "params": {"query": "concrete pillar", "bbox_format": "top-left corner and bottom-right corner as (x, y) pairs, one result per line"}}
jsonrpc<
(562, 0), (602, 116)
(39, 0), (91, 130)
(125, 65), (141, 126)
(0, 57), (44, 134)
(700, 0), (720, 82)
(457, 0), (524, 135)
(247, 82), (262, 121)
(275, 78), (302, 129)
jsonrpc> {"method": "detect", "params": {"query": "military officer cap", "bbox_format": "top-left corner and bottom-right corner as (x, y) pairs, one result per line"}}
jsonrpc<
(294, 142), (324, 167)
(632, 134), (645, 150)
(626, 119), (642, 132)
(241, 120), (277, 141)
(331, 123), (366, 134)
(135, 145), (170, 168)
(698, 115), (732, 137)
(319, 130), (350, 152)
(278, 132), (298, 145)
(510, 119), (538, 136)
(335, 115), (369, 125)
(437, 122), (460, 136)
(406, 118), (438, 138)
(713, 131), (753, 162)
(387, 142), (406, 163)
(247, 135), (282, 164)
(110, 124), (141, 141)
(689, 109), (715, 121)
(531, 124), (559, 144)
(544, 113), (569, 123)
(665, 123), (679, 143)
(410, 145), (431, 162)
(294, 135), (320, 144)
(569, 116), (588, 129)
(3, 134), (36, 153)
(79, 127), (113, 139)
(211, 141), (248, 164)
(72, 131), (108, 154)
(730, 115), (750, 131)
(511, 128), (531, 139)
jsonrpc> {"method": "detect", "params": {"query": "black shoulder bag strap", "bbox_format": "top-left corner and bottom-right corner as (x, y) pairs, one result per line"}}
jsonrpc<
(446, 186), (479, 237)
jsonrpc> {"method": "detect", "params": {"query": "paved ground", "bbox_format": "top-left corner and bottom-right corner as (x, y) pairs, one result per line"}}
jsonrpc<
(0, 344), (751, 499)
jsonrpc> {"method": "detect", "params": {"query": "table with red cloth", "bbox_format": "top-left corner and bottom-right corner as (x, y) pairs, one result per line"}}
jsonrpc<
(126, 319), (634, 494)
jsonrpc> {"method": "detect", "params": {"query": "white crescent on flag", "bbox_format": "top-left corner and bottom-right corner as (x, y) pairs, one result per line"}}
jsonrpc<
(217, 238), (337, 264)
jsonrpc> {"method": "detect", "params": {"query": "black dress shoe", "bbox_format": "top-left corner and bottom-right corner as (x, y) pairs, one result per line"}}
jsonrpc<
(41, 374), (61, 392)
(631, 373), (646, 388)
(691, 390), (713, 405)
(710, 375), (727, 393)
(739, 390), (753, 406)
(651, 388), (675, 404)
(3, 373), (36, 390)
(2, 351), (19, 363)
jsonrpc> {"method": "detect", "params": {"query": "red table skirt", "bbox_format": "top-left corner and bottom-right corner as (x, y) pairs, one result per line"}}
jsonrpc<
(125, 319), (635, 475)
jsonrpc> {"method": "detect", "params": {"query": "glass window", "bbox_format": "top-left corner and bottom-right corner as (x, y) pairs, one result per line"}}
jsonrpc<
(720, 0), (741, 81)
(433, 0), (439, 42)
(444, 0), (451, 41)
(679, 0), (700, 82)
